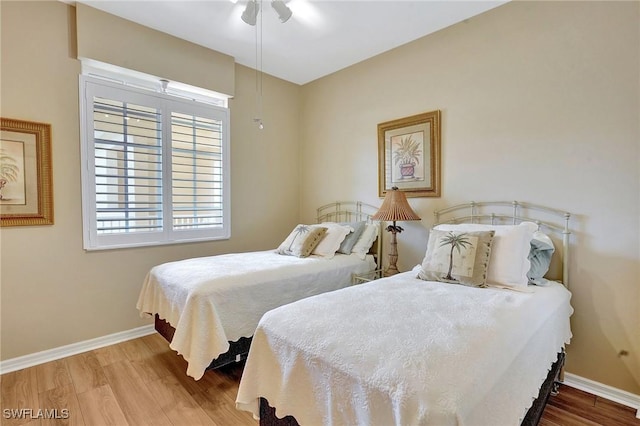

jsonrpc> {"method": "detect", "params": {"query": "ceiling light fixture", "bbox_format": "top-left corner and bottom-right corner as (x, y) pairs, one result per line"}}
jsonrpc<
(241, 0), (260, 26)
(251, 0), (264, 129)
(271, 0), (292, 23)
(241, 0), (292, 26)
(242, 0), (292, 130)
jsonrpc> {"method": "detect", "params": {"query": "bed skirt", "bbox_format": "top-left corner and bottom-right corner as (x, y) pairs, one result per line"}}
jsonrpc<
(258, 351), (566, 426)
(154, 314), (252, 370)
(521, 351), (565, 426)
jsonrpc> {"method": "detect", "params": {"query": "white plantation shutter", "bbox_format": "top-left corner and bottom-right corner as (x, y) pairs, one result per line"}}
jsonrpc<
(93, 97), (163, 234)
(80, 76), (230, 250)
(171, 112), (224, 231)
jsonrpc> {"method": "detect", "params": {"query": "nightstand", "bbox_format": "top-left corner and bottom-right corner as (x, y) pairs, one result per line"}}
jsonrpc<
(352, 268), (384, 284)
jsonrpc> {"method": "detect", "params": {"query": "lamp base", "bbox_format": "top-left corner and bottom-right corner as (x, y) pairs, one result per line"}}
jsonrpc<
(384, 265), (400, 277)
(384, 225), (401, 277)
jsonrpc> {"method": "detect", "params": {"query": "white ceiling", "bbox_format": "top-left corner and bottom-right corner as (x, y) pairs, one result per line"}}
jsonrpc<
(78, 0), (507, 85)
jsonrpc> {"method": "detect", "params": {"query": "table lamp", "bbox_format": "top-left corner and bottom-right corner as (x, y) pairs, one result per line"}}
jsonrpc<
(372, 187), (421, 276)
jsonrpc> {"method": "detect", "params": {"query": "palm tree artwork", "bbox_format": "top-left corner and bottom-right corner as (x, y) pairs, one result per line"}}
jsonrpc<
(0, 149), (20, 201)
(439, 232), (472, 282)
(287, 224), (310, 253)
(393, 134), (422, 180)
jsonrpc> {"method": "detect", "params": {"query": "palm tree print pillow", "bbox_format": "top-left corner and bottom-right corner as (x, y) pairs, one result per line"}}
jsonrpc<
(417, 229), (495, 287)
(276, 225), (327, 258)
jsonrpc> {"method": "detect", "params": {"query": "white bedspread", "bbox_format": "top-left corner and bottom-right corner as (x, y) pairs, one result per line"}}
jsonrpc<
(236, 270), (573, 425)
(136, 250), (375, 379)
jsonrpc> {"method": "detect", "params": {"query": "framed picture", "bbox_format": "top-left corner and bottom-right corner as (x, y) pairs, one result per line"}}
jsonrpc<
(378, 110), (441, 198)
(0, 118), (53, 226)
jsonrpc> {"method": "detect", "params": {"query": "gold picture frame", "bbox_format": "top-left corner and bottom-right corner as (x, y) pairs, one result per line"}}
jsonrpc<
(0, 118), (54, 226)
(378, 110), (441, 198)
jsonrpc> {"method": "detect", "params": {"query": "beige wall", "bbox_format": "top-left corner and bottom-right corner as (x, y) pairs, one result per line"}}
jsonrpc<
(0, 1), (300, 360)
(300, 1), (640, 393)
(75, 3), (236, 96)
(2, 0), (638, 397)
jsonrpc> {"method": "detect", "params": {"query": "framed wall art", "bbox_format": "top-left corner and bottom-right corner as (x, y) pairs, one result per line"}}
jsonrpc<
(0, 118), (54, 226)
(378, 110), (441, 198)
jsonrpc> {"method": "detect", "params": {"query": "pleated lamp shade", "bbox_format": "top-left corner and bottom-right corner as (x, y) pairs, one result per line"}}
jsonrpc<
(372, 187), (421, 222)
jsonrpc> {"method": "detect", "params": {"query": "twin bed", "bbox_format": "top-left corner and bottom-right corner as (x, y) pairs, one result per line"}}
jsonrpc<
(235, 201), (574, 426)
(137, 199), (573, 425)
(136, 201), (381, 379)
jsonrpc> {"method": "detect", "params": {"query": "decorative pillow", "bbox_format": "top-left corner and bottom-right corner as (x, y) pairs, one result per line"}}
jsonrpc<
(351, 223), (379, 260)
(418, 229), (495, 287)
(528, 231), (555, 285)
(336, 221), (366, 254)
(312, 223), (353, 258)
(434, 222), (537, 288)
(276, 225), (327, 258)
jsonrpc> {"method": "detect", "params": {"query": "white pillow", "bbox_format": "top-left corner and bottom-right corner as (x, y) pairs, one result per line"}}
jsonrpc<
(311, 223), (353, 258)
(351, 223), (379, 260)
(434, 221), (537, 288)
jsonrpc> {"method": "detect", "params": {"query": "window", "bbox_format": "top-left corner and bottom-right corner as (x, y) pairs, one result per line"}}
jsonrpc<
(80, 76), (230, 250)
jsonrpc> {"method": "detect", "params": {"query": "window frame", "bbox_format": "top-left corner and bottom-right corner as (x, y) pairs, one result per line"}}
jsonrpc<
(79, 75), (231, 250)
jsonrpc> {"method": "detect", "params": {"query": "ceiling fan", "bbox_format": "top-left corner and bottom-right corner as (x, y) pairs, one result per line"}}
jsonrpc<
(241, 0), (293, 26)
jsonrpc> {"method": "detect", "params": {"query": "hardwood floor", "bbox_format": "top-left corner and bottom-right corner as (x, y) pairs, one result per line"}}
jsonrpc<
(541, 384), (639, 426)
(0, 334), (253, 426)
(1, 333), (638, 425)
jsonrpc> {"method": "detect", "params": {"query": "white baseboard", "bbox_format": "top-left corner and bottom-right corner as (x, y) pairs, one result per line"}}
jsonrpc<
(564, 372), (640, 419)
(0, 324), (155, 375)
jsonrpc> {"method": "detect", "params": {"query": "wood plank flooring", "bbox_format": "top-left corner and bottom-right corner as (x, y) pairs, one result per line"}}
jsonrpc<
(1, 333), (638, 425)
(541, 384), (639, 426)
(0, 334), (253, 426)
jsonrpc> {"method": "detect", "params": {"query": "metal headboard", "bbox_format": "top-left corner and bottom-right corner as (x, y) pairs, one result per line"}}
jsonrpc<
(316, 201), (382, 265)
(434, 201), (572, 288)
